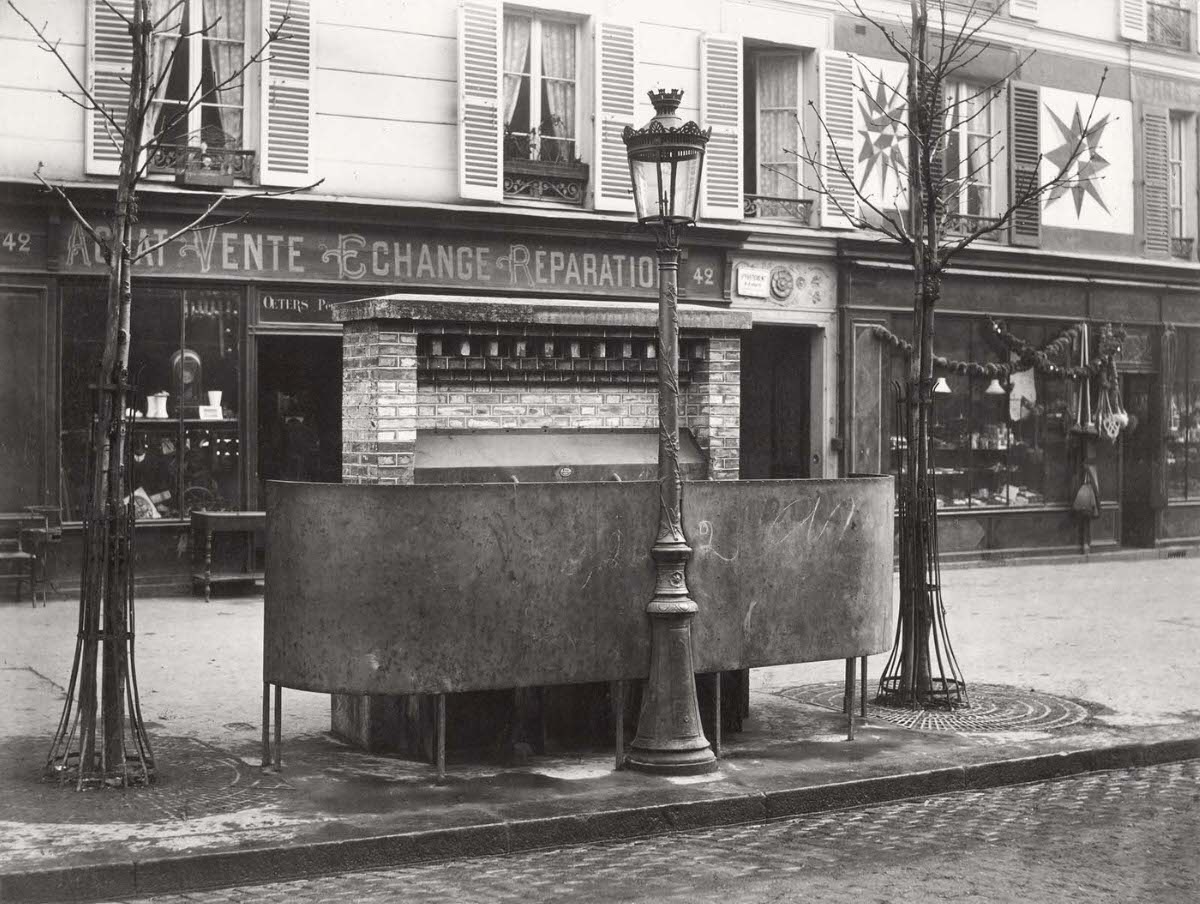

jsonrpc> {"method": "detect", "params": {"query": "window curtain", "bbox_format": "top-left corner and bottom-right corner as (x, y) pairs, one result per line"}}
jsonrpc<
(202, 0), (245, 147)
(503, 16), (531, 128)
(756, 56), (799, 198)
(145, 0), (186, 144)
(540, 20), (575, 151)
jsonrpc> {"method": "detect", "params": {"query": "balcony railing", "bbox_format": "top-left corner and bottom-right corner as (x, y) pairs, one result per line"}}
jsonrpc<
(503, 158), (589, 205)
(1148, 2), (1191, 50)
(743, 195), (814, 224)
(1171, 236), (1195, 259)
(146, 143), (256, 187)
(945, 212), (1002, 241)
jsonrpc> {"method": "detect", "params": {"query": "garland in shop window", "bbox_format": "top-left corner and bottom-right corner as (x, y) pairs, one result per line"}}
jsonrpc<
(868, 320), (1126, 382)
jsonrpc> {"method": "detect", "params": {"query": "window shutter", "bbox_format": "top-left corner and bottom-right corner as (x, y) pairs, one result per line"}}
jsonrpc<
(457, 0), (502, 202)
(932, 90), (954, 220)
(699, 34), (742, 221)
(593, 21), (636, 212)
(85, 0), (134, 176)
(1009, 0), (1038, 21)
(1142, 107), (1171, 257)
(1008, 82), (1041, 247)
(1119, 0), (1148, 42)
(259, 0), (315, 187)
(817, 50), (857, 229)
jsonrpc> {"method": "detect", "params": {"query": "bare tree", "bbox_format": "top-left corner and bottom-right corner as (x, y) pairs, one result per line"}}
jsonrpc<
(10, 0), (321, 787)
(792, 0), (1108, 708)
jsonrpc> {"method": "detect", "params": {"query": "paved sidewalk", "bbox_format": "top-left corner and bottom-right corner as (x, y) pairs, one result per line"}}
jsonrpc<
(1, 557), (1198, 903)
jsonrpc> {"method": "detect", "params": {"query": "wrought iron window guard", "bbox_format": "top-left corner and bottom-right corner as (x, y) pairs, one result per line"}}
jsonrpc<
(146, 143), (257, 187)
(743, 195), (813, 224)
(945, 212), (1001, 241)
(503, 158), (589, 205)
(1148, 2), (1192, 50)
(1171, 236), (1195, 259)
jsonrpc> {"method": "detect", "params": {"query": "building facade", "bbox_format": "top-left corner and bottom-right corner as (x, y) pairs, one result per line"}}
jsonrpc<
(0, 0), (1198, 595)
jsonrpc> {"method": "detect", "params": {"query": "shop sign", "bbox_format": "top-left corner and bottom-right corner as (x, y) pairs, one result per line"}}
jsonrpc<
(258, 289), (359, 324)
(736, 266), (771, 298)
(53, 218), (727, 301)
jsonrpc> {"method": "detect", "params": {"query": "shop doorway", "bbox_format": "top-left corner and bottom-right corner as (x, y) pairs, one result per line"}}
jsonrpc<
(739, 325), (812, 479)
(1120, 373), (1156, 547)
(256, 335), (342, 499)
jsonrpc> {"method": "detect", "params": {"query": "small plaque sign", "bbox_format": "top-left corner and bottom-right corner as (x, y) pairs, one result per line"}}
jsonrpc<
(737, 266), (771, 298)
(198, 405), (223, 421)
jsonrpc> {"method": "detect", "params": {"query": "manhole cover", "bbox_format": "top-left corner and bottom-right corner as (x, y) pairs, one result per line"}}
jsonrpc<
(782, 683), (1090, 733)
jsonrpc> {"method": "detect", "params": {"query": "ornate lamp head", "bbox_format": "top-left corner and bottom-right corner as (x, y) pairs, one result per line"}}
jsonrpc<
(622, 89), (711, 229)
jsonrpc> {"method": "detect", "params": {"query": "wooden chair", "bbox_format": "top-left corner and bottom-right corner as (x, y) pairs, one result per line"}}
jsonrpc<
(1, 512), (46, 606)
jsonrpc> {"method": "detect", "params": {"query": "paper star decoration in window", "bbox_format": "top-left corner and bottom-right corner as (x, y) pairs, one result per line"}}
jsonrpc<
(1045, 103), (1111, 216)
(857, 76), (907, 195)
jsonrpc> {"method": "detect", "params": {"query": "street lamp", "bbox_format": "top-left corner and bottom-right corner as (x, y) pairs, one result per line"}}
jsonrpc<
(622, 88), (716, 775)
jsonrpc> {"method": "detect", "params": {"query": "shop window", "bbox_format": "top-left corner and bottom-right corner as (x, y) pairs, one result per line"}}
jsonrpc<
(742, 49), (811, 223)
(1166, 329), (1200, 499)
(887, 317), (1080, 509)
(60, 286), (242, 523)
(501, 11), (586, 203)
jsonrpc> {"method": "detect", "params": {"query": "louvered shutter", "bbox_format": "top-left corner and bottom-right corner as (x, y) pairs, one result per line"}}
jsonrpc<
(457, 0), (502, 201)
(1008, 83), (1041, 247)
(259, 0), (314, 186)
(1119, 0), (1148, 42)
(818, 50), (856, 229)
(932, 87), (954, 220)
(1009, 0), (1038, 21)
(593, 21), (636, 212)
(1142, 107), (1171, 257)
(699, 34), (742, 221)
(85, 0), (134, 176)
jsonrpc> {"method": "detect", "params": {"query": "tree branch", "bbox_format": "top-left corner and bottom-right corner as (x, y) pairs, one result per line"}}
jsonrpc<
(130, 179), (325, 262)
(9, 1), (127, 142)
(32, 166), (112, 266)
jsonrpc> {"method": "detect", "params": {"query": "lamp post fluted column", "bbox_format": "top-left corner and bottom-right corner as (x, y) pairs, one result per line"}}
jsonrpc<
(622, 87), (716, 775)
(624, 238), (717, 775)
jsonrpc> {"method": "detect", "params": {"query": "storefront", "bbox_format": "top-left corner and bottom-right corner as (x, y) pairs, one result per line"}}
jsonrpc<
(0, 187), (746, 595)
(842, 251), (1200, 559)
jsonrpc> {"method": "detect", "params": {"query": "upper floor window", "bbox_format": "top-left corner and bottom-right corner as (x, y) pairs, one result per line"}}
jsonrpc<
(503, 13), (579, 166)
(944, 81), (999, 236)
(151, 0), (246, 151)
(743, 48), (811, 223)
(1148, 1), (1193, 51)
(1168, 112), (1196, 258)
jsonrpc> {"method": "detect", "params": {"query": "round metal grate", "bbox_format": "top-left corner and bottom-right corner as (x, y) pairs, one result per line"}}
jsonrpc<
(7, 735), (279, 825)
(782, 683), (1091, 733)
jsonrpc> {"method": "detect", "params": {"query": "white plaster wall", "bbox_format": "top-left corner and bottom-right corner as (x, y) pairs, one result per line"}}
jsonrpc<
(0, 0), (87, 180)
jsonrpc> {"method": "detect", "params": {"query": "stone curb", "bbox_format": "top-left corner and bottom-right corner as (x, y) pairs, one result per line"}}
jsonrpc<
(4, 736), (1199, 904)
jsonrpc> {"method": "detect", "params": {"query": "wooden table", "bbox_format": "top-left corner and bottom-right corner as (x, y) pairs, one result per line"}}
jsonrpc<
(190, 510), (266, 602)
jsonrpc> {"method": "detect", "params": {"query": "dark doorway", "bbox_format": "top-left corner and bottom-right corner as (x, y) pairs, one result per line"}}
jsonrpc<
(257, 335), (342, 498)
(1120, 373), (1156, 547)
(739, 325), (811, 479)
(0, 289), (48, 509)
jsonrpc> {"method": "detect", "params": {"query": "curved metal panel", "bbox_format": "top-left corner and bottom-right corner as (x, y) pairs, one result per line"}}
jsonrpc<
(264, 477), (893, 694)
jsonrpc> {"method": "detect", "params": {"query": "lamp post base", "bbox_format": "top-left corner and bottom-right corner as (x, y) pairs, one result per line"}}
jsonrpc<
(624, 612), (717, 776)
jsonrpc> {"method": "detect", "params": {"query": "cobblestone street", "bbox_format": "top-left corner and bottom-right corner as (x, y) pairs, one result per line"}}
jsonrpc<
(98, 761), (1200, 904)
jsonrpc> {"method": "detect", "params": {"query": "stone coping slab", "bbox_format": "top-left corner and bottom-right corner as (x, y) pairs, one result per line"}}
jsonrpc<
(331, 293), (754, 331)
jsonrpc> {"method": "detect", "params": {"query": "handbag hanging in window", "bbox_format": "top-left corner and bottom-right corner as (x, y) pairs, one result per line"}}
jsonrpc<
(1072, 464), (1101, 519)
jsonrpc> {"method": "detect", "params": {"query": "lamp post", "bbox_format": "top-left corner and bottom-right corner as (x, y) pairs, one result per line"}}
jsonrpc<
(622, 88), (717, 775)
